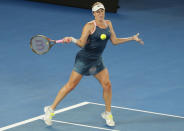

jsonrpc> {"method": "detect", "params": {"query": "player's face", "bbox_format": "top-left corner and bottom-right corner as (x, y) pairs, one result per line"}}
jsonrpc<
(93, 8), (105, 20)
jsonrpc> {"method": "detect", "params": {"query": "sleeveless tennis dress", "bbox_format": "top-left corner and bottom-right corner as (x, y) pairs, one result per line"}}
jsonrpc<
(73, 20), (111, 76)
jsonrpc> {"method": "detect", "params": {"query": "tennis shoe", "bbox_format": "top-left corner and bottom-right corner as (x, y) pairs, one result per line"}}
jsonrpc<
(101, 112), (115, 127)
(43, 106), (55, 126)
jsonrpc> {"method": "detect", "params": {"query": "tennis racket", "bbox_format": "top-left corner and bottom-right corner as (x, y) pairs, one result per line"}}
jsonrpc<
(30, 35), (64, 55)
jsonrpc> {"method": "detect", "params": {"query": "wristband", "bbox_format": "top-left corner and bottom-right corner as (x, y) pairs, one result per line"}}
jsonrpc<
(71, 37), (77, 43)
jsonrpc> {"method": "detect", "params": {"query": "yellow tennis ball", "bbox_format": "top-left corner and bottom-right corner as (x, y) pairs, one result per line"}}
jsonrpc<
(100, 34), (106, 40)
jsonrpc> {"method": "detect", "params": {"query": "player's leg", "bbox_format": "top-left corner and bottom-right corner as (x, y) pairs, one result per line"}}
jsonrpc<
(44, 70), (83, 125)
(94, 68), (115, 126)
(51, 70), (83, 109)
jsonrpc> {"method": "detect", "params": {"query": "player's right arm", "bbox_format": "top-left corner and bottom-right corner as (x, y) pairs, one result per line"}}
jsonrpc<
(75, 23), (92, 47)
(62, 23), (92, 48)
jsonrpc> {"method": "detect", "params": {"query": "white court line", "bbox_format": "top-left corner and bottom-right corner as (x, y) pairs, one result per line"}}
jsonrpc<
(52, 120), (119, 131)
(0, 102), (90, 131)
(2, 101), (183, 131)
(89, 102), (184, 119)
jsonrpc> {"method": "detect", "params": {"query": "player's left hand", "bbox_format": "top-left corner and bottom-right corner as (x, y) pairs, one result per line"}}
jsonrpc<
(132, 33), (144, 45)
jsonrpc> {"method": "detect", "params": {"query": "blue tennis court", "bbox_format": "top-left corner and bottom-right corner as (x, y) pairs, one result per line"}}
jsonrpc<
(1, 102), (184, 131)
(0, 0), (184, 130)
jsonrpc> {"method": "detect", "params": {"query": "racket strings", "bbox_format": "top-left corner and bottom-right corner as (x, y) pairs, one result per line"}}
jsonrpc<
(31, 35), (50, 55)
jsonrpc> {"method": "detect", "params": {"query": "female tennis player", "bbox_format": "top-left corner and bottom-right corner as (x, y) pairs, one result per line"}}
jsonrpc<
(43, 2), (144, 127)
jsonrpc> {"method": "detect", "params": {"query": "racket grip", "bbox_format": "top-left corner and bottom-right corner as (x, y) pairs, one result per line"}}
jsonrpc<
(56, 39), (64, 43)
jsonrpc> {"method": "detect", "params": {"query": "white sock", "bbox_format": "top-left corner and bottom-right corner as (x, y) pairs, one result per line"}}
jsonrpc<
(48, 106), (54, 113)
(105, 111), (112, 115)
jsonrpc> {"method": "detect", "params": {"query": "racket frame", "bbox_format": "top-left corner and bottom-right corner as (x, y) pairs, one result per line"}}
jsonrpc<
(30, 35), (56, 55)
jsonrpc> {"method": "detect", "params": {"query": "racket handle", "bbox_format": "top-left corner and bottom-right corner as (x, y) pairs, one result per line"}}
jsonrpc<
(56, 39), (64, 43)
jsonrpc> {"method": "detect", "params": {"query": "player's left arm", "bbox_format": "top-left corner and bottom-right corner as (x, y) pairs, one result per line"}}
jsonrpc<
(107, 20), (144, 45)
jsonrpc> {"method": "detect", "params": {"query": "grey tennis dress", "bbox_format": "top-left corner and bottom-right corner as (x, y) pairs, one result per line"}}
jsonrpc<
(73, 21), (111, 76)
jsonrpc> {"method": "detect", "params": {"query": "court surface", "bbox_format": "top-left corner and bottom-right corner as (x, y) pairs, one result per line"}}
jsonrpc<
(1, 102), (184, 131)
(0, 0), (184, 131)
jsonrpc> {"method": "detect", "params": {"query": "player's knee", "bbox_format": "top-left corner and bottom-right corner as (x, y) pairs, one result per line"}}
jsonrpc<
(102, 81), (111, 91)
